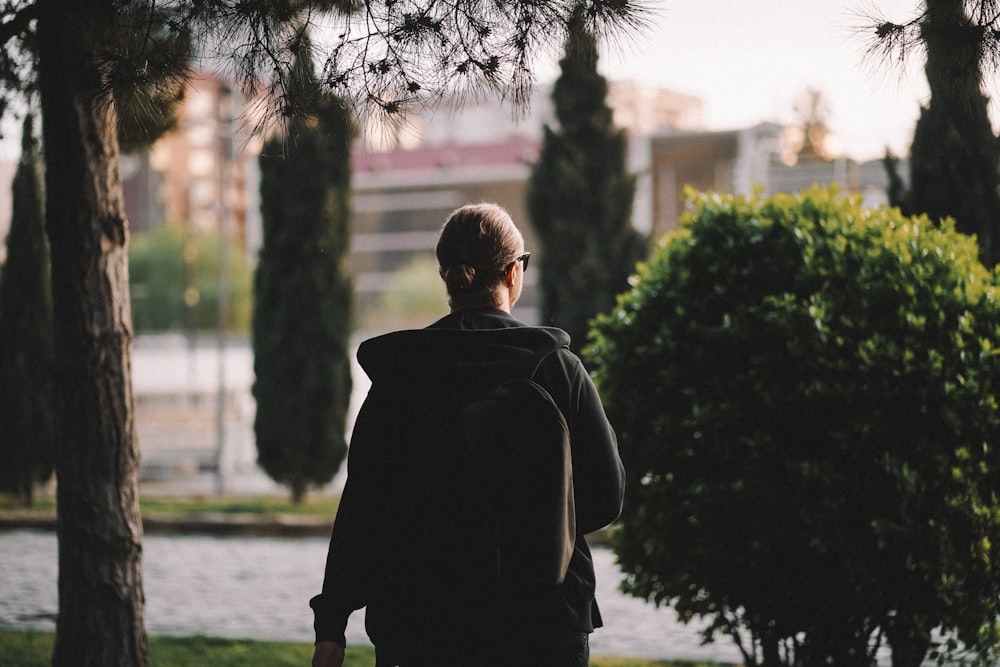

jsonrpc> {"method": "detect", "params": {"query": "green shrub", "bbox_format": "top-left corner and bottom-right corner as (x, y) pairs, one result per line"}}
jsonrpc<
(129, 221), (252, 333)
(587, 186), (1000, 667)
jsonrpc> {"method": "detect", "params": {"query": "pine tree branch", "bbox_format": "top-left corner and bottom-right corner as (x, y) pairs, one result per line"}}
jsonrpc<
(0, 3), (36, 50)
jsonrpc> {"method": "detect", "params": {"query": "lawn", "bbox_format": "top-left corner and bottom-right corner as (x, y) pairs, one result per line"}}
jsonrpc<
(0, 493), (341, 518)
(0, 629), (735, 667)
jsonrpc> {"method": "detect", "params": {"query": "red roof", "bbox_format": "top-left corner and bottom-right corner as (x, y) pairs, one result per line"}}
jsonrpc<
(352, 136), (541, 173)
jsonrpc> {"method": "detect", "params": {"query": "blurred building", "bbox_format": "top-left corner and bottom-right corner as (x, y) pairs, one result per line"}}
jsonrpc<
(647, 123), (783, 235)
(122, 77), (708, 326)
(120, 73), (903, 328)
(349, 117), (902, 325)
(346, 80), (703, 325)
(114, 73), (909, 485)
(122, 72), (260, 247)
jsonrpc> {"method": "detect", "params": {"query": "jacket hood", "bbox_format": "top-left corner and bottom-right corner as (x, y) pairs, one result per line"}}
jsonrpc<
(357, 317), (570, 386)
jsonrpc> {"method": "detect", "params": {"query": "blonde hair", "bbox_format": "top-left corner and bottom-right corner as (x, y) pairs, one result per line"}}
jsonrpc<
(436, 203), (522, 308)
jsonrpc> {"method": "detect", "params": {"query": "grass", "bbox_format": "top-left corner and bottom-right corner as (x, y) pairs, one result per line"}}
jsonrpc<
(0, 493), (341, 518)
(1, 493), (627, 543)
(0, 629), (734, 667)
(0, 630), (369, 667)
(139, 494), (341, 517)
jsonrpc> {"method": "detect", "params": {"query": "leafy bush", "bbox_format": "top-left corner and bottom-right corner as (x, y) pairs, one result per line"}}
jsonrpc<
(587, 186), (1000, 667)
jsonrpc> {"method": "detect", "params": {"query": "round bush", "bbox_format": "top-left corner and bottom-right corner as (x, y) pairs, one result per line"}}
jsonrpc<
(587, 186), (1000, 666)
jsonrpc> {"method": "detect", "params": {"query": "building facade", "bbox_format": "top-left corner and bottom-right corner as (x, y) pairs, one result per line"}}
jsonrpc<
(120, 75), (901, 329)
(123, 72), (260, 245)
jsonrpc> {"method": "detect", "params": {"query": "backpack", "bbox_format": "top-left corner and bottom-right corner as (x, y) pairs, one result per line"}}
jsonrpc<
(460, 355), (576, 588)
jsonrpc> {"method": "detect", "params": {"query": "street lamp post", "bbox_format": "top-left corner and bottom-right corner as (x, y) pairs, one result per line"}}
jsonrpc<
(214, 83), (233, 496)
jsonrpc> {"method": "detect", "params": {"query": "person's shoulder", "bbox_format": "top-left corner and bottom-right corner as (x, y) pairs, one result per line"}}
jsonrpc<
(533, 341), (591, 386)
(544, 345), (586, 372)
(355, 328), (451, 381)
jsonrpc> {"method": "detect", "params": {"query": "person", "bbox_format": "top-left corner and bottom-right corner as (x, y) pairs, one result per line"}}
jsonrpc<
(310, 202), (625, 667)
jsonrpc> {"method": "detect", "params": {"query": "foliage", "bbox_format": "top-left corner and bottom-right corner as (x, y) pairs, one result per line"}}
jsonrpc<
(587, 186), (1000, 667)
(0, 0), (649, 140)
(13, 0), (653, 141)
(526, 10), (646, 352)
(253, 31), (354, 503)
(210, 0), (650, 132)
(129, 221), (253, 333)
(864, 0), (1000, 267)
(113, 5), (190, 153)
(0, 116), (52, 505)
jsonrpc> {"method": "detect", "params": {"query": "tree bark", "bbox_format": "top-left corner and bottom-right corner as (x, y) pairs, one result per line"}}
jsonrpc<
(35, 2), (148, 665)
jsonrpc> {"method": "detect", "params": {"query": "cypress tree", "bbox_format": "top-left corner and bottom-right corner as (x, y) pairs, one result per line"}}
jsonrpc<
(0, 115), (53, 505)
(526, 9), (646, 352)
(886, 0), (1000, 266)
(253, 30), (354, 503)
(883, 149), (910, 214)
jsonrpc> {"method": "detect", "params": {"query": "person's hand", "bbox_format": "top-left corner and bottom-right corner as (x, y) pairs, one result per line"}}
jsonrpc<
(312, 640), (346, 667)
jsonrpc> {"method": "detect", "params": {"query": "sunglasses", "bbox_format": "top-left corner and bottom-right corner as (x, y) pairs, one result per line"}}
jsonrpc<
(504, 252), (531, 274)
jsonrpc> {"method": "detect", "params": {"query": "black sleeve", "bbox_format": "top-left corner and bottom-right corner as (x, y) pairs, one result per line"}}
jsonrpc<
(538, 349), (625, 535)
(309, 392), (381, 645)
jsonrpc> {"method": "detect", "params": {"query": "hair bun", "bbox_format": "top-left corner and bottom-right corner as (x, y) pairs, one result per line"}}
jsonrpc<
(442, 263), (477, 292)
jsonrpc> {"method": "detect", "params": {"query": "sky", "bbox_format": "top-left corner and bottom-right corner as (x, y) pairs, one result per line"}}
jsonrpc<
(537, 0), (976, 162)
(0, 2), (966, 165)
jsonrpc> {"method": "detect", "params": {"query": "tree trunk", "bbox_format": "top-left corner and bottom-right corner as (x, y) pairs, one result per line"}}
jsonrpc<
(291, 478), (307, 505)
(883, 604), (933, 667)
(36, 2), (148, 665)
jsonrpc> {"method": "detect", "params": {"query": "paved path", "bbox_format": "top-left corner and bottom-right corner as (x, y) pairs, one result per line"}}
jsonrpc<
(0, 529), (742, 664)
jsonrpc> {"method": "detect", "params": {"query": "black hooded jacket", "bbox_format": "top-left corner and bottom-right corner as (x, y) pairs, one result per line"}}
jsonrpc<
(310, 308), (625, 651)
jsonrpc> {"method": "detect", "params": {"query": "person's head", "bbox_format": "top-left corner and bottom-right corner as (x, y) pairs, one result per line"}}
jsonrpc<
(436, 203), (529, 312)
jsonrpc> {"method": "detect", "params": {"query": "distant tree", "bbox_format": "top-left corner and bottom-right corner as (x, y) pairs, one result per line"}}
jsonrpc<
(526, 8), (646, 352)
(0, 115), (53, 506)
(128, 223), (188, 332)
(883, 149), (909, 212)
(254, 31), (354, 504)
(793, 87), (831, 161)
(588, 187), (1000, 667)
(128, 222), (252, 333)
(865, 0), (1000, 266)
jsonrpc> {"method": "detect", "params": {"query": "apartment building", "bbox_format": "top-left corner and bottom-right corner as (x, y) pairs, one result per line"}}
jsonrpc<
(123, 72), (260, 246)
